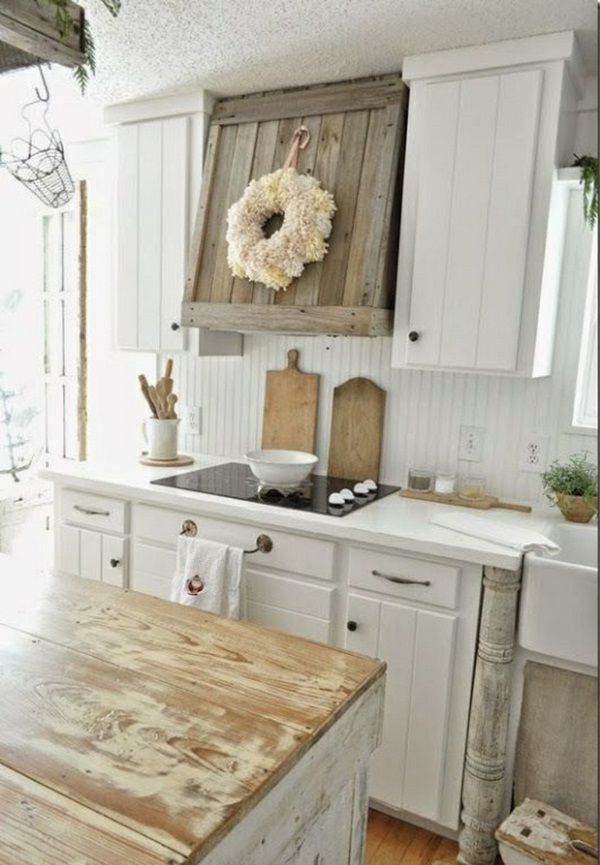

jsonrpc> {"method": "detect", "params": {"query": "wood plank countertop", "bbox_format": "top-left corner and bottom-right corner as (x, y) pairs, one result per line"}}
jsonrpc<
(0, 556), (384, 865)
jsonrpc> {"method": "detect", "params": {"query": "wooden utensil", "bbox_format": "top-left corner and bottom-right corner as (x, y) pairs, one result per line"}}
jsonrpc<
(166, 393), (178, 419)
(328, 377), (386, 482)
(148, 385), (166, 419)
(138, 374), (158, 418)
(400, 489), (532, 513)
(261, 349), (319, 453)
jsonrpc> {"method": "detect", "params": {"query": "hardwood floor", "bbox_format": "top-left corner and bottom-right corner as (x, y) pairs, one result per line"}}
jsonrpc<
(366, 810), (458, 865)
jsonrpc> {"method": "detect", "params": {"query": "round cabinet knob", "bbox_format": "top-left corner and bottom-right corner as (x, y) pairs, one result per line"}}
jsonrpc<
(109, 558), (121, 568)
(347, 620), (358, 632)
(408, 330), (420, 342)
(171, 322), (180, 331)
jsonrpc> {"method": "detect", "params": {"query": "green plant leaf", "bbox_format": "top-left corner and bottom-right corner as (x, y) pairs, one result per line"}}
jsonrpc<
(541, 452), (598, 504)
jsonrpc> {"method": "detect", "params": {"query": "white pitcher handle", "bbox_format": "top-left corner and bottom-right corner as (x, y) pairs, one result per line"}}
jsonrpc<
(142, 420), (149, 446)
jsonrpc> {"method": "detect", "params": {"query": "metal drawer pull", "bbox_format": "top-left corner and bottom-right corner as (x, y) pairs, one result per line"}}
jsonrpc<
(74, 504), (110, 517)
(372, 569), (431, 587)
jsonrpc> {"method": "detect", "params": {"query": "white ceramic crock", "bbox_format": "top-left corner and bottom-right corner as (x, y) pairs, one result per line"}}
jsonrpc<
(142, 418), (180, 461)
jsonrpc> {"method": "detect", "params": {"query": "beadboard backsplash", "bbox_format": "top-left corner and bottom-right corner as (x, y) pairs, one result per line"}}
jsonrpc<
(172, 189), (596, 506)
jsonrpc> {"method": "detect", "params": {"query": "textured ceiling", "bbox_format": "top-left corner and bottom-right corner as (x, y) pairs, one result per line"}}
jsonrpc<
(84, 0), (597, 105)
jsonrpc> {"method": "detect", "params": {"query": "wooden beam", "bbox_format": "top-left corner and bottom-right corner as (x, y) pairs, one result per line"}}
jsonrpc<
(212, 74), (406, 125)
(0, 0), (85, 70)
(181, 302), (394, 336)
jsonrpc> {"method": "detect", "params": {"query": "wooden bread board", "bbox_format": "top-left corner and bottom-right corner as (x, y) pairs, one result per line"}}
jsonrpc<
(400, 489), (532, 513)
(328, 377), (385, 482)
(262, 349), (319, 453)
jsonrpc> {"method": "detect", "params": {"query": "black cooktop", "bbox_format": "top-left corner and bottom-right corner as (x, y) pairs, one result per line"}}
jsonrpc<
(151, 462), (400, 517)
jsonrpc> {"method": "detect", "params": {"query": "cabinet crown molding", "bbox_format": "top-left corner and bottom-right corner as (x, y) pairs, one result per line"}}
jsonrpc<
(104, 90), (215, 125)
(402, 30), (585, 95)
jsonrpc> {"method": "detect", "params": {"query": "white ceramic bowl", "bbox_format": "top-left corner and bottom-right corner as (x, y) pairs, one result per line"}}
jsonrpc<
(245, 449), (318, 487)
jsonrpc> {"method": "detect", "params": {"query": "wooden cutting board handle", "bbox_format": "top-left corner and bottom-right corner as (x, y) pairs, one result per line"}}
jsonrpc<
(286, 348), (299, 371)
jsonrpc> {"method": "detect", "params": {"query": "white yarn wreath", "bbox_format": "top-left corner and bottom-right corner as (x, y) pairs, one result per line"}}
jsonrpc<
(226, 128), (336, 291)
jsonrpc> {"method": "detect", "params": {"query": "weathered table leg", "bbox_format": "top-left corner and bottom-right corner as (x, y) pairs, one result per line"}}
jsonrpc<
(458, 565), (522, 865)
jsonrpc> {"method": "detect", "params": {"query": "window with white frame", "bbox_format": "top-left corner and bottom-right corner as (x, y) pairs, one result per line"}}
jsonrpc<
(573, 227), (598, 430)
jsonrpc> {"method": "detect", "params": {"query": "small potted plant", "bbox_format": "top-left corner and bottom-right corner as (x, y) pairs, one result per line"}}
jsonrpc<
(541, 453), (598, 523)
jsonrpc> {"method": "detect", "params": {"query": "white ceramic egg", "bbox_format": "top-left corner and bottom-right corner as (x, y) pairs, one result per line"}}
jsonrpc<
(328, 492), (345, 506)
(340, 487), (355, 502)
(353, 482), (369, 497)
(364, 478), (378, 491)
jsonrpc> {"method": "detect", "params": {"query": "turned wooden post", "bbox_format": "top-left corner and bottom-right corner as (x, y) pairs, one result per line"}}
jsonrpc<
(458, 565), (522, 865)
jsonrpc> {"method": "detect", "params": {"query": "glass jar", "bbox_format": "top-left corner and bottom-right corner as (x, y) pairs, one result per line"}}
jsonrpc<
(407, 468), (433, 492)
(459, 474), (486, 501)
(434, 472), (457, 496)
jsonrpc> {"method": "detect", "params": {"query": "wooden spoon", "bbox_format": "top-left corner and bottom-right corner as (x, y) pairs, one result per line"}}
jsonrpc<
(166, 393), (178, 419)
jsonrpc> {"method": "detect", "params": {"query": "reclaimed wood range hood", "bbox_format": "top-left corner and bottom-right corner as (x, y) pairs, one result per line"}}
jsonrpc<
(183, 75), (408, 336)
(0, 1), (85, 74)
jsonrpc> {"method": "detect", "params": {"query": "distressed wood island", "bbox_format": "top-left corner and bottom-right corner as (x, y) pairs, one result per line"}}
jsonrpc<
(0, 558), (385, 865)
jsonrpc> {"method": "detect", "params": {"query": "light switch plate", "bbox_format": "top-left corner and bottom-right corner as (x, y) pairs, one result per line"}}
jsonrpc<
(459, 425), (485, 462)
(519, 434), (549, 473)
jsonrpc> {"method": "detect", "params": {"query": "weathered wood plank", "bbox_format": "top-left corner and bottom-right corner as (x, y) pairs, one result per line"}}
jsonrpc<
(318, 109), (370, 307)
(192, 124), (237, 303)
(0, 0), (85, 68)
(292, 111), (345, 307)
(250, 114), (302, 305)
(275, 113), (322, 306)
(232, 119), (279, 303)
(212, 74), (405, 124)
(343, 108), (392, 307)
(184, 124), (220, 303)
(210, 122), (258, 303)
(0, 763), (184, 865)
(182, 301), (393, 335)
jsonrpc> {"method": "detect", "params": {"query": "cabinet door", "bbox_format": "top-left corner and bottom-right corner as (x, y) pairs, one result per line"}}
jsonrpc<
(115, 119), (188, 353)
(345, 593), (457, 823)
(404, 69), (542, 372)
(58, 524), (80, 576)
(102, 535), (128, 587)
(80, 528), (102, 581)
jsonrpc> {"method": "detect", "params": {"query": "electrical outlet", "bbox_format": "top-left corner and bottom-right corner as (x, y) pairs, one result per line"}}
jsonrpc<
(519, 434), (549, 473)
(459, 425), (485, 462)
(187, 406), (202, 436)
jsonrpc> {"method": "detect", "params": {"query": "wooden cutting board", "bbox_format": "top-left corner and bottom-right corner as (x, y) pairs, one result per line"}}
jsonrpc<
(262, 349), (319, 453)
(328, 378), (386, 482)
(400, 489), (532, 513)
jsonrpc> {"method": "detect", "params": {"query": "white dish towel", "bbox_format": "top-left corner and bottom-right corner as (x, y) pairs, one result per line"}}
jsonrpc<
(431, 511), (561, 555)
(171, 536), (244, 618)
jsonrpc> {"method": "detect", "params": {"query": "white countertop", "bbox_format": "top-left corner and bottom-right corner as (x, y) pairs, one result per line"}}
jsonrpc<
(39, 455), (560, 571)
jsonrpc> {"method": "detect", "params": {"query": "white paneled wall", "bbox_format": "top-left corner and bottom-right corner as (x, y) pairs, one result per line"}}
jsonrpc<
(169, 190), (596, 506)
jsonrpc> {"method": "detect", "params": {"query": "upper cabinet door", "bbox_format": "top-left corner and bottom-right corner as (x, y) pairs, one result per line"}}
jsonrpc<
(403, 70), (542, 372)
(393, 35), (584, 378)
(115, 117), (189, 352)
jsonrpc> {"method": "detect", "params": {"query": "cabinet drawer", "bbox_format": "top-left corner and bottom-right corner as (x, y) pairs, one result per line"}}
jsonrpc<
(348, 547), (459, 609)
(247, 602), (331, 643)
(62, 489), (127, 535)
(57, 524), (127, 588)
(131, 541), (176, 600)
(245, 568), (335, 620)
(133, 504), (335, 580)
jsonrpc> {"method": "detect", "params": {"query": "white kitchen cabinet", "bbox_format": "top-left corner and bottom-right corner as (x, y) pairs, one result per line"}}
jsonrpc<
(109, 93), (242, 356)
(345, 553), (482, 830)
(393, 32), (585, 377)
(116, 117), (189, 353)
(58, 523), (127, 587)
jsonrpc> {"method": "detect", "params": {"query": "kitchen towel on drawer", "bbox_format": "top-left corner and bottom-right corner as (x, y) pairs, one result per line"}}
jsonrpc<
(61, 489), (127, 535)
(349, 548), (459, 609)
(133, 504), (335, 580)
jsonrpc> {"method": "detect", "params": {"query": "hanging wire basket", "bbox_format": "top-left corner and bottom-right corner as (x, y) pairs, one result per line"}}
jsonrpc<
(1, 66), (75, 209)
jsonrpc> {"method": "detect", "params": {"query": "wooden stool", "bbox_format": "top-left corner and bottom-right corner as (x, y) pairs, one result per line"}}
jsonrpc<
(496, 799), (598, 865)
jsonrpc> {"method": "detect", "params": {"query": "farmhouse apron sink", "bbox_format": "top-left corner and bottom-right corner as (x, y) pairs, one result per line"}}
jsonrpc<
(519, 523), (598, 667)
